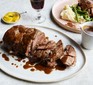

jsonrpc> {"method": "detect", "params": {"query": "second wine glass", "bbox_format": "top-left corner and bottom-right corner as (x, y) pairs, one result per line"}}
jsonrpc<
(30, 0), (46, 24)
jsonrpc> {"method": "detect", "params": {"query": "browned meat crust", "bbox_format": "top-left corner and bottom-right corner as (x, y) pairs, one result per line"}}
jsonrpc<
(3, 25), (76, 67)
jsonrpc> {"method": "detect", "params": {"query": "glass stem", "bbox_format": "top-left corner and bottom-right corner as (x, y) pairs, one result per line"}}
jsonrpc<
(36, 10), (41, 20)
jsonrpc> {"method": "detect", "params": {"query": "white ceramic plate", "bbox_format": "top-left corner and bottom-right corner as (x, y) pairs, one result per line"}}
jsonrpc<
(52, 0), (81, 33)
(0, 25), (86, 82)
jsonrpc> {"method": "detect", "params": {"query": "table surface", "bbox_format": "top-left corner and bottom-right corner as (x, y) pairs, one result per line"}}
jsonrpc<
(0, 0), (93, 85)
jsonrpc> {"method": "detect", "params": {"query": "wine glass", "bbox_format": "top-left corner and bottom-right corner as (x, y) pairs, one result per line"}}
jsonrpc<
(30, 0), (46, 24)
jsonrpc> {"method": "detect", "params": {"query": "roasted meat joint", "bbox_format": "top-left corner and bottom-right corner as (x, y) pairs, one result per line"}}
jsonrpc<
(2, 25), (76, 72)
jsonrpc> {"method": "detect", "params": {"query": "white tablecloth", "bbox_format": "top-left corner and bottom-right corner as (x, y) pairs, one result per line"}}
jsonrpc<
(0, 0), (93, 85)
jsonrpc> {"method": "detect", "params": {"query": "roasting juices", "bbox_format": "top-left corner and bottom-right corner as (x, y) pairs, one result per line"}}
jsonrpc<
(83, 26), (93, 36)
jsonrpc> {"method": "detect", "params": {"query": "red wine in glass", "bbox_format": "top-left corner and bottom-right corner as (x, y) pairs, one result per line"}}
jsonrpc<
(31, 0), (44, 10)
(30, 0), (46, 24)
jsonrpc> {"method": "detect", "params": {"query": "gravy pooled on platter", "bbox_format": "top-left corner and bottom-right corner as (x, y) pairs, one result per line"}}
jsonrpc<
(2, 54), (9, 61)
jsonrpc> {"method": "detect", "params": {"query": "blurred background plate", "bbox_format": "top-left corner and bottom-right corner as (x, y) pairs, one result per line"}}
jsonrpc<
(52, 0), (81, 33)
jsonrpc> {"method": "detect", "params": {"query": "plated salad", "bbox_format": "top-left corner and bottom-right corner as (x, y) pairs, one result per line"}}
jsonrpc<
(60, 0), (93, 23)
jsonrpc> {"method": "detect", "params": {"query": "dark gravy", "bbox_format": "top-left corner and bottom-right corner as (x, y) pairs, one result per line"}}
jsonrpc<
(34, 64), (53, 74)
(1, 50), (66, 74)
(65, 22), (75, 28)
(23, 61), (33, 69)
(83, 26), (93, 35)
(2, 54), (9, 61)
(23, 59), (66, 74)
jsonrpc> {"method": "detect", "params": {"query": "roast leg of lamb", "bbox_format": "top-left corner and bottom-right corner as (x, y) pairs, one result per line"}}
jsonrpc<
(3, 25), (46, 56)
(3, 25), (76, 67)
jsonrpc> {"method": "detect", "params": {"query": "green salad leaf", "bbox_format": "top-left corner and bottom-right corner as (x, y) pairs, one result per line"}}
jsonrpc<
(70, 5), (93, 23)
